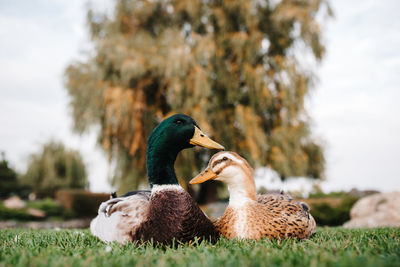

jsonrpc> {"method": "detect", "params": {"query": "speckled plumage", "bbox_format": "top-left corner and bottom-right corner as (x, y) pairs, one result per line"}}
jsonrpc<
(190, 151), (316, 240)
(215, 192), (316, 240)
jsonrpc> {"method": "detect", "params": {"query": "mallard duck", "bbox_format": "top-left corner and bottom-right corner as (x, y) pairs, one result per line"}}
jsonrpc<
(90, 114), (224, 245)
(189, 151), (316, 240)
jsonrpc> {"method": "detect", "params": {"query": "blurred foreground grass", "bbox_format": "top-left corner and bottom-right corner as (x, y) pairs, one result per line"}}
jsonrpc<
(0, 228), (399, 267)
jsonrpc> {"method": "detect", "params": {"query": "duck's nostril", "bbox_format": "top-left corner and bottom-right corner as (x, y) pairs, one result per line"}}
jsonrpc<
(200, 134), (204, 137)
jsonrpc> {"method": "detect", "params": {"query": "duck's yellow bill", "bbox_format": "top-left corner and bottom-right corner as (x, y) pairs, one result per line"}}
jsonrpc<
(189, 126), (224, 150)
(189, 168), (218, 184)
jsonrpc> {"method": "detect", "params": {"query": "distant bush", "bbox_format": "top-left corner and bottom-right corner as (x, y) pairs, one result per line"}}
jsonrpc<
(0, 198), (73, 221)
(56, 190), (109, 218)
(308, 191), (349, 199)
(0, 152), (30, 199)
(0, 191), (109, 221)
(20, 141), (88, 197)
(0, 203), (36, 221)
(27, 198), (71, 218)
(309, 196), (359, 226)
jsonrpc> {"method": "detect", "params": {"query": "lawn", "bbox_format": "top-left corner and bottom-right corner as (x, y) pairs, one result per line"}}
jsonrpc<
(0, 227), (399, 267)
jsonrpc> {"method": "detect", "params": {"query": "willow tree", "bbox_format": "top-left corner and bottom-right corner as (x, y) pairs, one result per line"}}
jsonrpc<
(20, 141), (88, 196)
(65, 0), (331, 198)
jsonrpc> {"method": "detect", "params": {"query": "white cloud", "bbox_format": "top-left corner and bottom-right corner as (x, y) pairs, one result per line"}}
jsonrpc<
(0, 0), (111, 192)
(310, 0), (400, 192)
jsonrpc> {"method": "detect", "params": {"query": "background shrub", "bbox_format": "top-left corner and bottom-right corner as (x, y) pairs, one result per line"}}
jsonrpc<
(27, 198), (70, 218)
(0, 203), (35, 221)
(55, 190), (109, 218)
(306, 196), (359, 226)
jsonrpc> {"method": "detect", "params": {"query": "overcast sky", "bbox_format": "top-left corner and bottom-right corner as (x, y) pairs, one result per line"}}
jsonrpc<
(0, 0), (399, 193)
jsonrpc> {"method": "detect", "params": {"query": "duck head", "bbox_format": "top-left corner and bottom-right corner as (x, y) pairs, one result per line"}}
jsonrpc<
(146, 114), (224, 187)
(189, 151), (257, 204)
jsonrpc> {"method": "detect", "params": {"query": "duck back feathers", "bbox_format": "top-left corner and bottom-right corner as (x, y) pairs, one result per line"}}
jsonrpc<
(91, 186), (218, 245)
(256, 193), (316, 238)
(215, 192), (316, 240)
(134, 186), (218, 245)
(90, 192), (151, 244)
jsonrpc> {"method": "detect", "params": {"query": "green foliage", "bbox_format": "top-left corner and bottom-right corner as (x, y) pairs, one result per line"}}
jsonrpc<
(1, 228), (399, 266)
(20, 141), (88, 196)
(308, 190), (350, 198)
(0, 152), (20, 198)
(65, 0), (332, 191)
(310, 196), (359, 226)
(0, 199), (70, 221)
(55, 190), (109, 218)
(27, 199), (66, 218)
(0, 203), (35, 221)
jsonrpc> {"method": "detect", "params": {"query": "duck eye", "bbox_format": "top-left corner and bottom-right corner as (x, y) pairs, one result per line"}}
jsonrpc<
(222, 157), (228, 161)
(174, 119), (184, 125)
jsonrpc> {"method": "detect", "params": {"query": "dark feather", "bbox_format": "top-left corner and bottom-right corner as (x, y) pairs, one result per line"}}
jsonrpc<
(132, 189), (219, 246)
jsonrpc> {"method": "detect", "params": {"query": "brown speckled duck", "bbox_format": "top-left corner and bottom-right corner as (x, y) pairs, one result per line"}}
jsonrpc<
(190, 151), (316, 240)
(90, 114), (224, 245)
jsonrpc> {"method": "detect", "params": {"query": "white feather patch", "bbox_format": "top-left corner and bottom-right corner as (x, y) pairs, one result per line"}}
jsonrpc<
(90, 194), (150, 244)
(90, 211), (132, 244)
(234, 207), (249, 239)
(151, 184), (183, 194)
(214, 152), (244, 165)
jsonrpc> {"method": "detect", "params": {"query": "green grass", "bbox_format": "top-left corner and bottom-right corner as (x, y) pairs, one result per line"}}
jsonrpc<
(0, 228), (399, 267)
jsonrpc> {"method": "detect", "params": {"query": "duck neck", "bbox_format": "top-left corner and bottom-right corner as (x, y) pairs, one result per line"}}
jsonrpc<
(146, 140), (181, 188)
(226, 170), (257, 207)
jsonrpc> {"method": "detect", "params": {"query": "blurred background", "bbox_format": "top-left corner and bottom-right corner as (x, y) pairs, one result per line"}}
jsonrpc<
(0, 0), (399, 228)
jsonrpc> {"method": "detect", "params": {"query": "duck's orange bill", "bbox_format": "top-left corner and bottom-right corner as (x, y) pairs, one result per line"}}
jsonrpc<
(189, 126), (225, 150)
(189, 168), (218, 184)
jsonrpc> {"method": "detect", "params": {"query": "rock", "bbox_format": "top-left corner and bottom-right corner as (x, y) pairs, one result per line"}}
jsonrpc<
(28, 193), (37, 201)
(344, 191), (400, 228)
(26, 208), (46, 218)
(3, 196), (26, 209)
